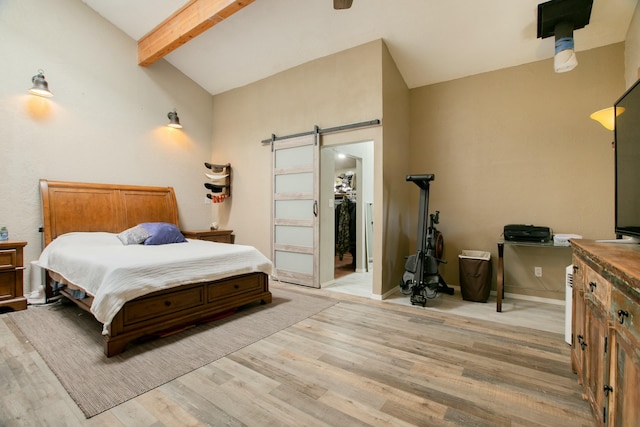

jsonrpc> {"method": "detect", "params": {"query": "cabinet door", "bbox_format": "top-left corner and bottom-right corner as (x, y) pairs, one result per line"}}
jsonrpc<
(609, 286), (640, 426)
(584, 300), (610, 425)
(571, 260), (586, 377)
(573, 286), (587, 377)
(609, 331), (640, 427)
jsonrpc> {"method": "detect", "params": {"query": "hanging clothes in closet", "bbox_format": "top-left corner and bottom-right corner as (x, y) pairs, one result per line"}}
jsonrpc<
(335, 197), (356, 265)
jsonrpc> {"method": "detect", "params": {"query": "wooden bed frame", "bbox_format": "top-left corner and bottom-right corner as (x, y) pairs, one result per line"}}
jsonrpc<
(39, 179), (271, 357)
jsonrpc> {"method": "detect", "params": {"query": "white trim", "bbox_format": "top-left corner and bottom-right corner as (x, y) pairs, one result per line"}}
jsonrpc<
(321, 279), (337, 288)
(382, 284), (564, 306)
(490, 290), (564, 306)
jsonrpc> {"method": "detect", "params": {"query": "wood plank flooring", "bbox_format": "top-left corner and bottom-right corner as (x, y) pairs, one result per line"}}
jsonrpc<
(0, 282), (595, 426)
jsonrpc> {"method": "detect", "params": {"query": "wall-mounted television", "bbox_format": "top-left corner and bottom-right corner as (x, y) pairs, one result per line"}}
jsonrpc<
(614, 78), (640, 243)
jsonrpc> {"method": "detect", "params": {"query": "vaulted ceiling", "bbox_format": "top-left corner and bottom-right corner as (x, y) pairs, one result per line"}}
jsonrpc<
(82, 0), (638, 95)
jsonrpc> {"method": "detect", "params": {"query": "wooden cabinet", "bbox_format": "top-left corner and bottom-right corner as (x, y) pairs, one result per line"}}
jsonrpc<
(0, 240), (27, 312)
(182, 229), (234, 244)
(571, 240), (640, 426)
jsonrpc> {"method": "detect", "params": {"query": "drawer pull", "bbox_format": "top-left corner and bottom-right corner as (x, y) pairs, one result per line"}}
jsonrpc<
(165, 301), (172, 307)
(617, 309), (629, 325)
(234, 284), (239, 289)
(589, 281), (597, 292)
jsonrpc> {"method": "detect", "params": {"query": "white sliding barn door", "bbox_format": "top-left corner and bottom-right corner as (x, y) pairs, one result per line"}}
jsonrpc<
(272, 133), (319, 287)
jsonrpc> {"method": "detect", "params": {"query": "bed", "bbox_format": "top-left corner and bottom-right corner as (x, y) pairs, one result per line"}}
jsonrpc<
(38, 179), (272, 357)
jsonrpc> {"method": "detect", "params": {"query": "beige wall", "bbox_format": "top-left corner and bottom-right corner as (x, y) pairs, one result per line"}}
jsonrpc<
(1, 0), (214, 289)
(210, 40), (387, 291)
(380, 43), (411, 296)
(409, 43), (626, 300)
(626, 2), (640, 87)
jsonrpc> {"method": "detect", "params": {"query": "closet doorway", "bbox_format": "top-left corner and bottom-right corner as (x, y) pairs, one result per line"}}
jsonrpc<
(320, 140), (374, 285)
(334, 153), (357, 279)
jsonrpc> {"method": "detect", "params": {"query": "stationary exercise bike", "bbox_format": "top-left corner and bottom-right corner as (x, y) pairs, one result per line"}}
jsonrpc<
(400, 174), (454, 306)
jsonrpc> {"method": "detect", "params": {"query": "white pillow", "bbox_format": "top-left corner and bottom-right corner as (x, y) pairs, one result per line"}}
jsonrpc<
(117, 225), (152, 245)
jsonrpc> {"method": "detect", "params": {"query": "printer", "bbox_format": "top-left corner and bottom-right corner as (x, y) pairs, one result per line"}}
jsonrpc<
(503, 224), (552, 243)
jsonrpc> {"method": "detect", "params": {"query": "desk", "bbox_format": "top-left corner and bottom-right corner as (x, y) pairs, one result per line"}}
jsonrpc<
(496, 240), (571, 312)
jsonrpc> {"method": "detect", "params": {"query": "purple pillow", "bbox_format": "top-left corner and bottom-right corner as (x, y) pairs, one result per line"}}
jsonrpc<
(140, 222), (187, 245)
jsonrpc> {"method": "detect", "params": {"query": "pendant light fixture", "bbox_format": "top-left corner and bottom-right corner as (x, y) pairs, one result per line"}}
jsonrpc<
(28, 69), (53, 97)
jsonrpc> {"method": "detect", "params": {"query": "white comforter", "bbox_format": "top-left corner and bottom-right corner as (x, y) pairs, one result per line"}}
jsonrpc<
(37, 232), (273, 332)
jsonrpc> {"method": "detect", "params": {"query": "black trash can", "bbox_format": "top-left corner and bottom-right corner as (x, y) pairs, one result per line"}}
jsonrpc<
(459, 250), (492, 302)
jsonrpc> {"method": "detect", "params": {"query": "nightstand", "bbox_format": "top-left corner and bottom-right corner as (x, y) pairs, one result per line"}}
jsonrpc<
(182, 230), (234, 244)
(0, 240), (28, 312)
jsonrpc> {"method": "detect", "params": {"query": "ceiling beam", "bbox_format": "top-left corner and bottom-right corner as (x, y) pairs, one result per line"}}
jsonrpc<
(138, 0), (255, 67)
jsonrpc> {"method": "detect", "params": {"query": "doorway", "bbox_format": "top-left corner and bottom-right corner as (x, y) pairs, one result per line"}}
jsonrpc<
(320, 140), (374, 288)
(333, 152), (357, 279)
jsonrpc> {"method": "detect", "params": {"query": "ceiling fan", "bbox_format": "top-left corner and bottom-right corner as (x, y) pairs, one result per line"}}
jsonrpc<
(334, 0), (353, 9)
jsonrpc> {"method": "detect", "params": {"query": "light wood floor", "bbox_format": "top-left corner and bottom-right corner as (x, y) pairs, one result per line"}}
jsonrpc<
(324, 270), (567, 334)
(0, 279), (594, 427)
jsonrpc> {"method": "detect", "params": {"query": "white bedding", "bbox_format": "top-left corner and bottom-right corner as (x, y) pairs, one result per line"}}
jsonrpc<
(37, 232), (273, 332)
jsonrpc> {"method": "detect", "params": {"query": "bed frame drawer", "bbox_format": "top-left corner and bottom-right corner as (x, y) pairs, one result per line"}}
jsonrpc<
(123, 286), (205, 325)
(207, 274), (263, 302)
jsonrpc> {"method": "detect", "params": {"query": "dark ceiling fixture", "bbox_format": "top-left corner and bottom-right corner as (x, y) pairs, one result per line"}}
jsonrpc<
(537, 0), (593, 73)
(334, 0), (353, 10)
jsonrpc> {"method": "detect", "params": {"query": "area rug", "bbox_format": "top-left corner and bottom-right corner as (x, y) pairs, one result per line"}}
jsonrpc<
(8, 287), (336, 418)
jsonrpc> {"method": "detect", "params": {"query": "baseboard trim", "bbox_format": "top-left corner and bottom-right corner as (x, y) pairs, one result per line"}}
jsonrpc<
(381, 285), (564, 306)
(321, 279), (337, 288)
(491, 290), (564, 306)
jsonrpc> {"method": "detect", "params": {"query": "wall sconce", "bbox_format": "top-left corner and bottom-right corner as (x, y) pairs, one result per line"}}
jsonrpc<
(167, 109), (182, 129)
(590, 107), (624, 131)
(334, 0), (353, 9)
(28, 69), (53, 97)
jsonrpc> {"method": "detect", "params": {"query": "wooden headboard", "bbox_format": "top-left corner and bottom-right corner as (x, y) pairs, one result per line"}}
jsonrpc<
(40, 180), (179, 246)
